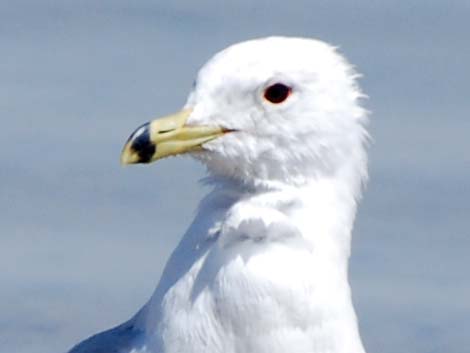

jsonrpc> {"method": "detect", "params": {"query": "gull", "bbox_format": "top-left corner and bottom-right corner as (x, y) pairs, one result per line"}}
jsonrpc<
(69, 36), (369, 353)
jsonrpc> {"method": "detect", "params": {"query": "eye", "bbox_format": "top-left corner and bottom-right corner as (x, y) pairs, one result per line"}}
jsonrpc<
(263, 83), (292, 104)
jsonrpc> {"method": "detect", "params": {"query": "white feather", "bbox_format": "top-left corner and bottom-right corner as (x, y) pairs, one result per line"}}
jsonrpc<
(69, 36), (369, 353)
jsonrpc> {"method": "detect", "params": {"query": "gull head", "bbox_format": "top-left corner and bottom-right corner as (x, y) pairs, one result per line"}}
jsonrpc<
(122, 37), (368, 186)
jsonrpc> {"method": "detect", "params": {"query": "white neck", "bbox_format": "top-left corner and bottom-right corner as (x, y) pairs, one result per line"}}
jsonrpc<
(135, 167), (366, 353)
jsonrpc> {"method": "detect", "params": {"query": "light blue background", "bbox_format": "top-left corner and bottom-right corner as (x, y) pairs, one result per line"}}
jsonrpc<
(1, 1), (468, 352)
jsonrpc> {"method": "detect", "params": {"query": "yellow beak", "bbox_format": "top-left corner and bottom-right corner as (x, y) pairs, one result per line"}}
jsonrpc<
(121, 109), (225, 165)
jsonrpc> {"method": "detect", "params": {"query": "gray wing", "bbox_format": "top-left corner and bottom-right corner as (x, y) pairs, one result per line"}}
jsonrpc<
(67, 320), (146, 353)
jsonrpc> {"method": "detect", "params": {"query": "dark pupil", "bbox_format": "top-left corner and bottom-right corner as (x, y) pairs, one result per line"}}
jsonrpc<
(264, 83), (290, 103)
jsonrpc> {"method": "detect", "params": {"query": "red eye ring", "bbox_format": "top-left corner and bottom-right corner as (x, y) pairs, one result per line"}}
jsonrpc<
(263, 83), (292, 104)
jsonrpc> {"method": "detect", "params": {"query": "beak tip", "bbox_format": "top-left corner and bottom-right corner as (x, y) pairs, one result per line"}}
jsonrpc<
(121, 122), (156, 165)
(120, 155), (130, 166)
(120, 150), (133, 166)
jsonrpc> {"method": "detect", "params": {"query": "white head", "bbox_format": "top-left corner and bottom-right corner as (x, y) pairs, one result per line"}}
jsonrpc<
(185, 37), (368, 187)
(122, 37), (368, 190)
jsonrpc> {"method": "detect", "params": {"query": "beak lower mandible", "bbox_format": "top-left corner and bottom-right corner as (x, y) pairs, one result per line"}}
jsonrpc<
(120, 109), (225, 165)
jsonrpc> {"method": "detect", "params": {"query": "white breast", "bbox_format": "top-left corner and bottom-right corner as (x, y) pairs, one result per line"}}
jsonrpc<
(146, 184), (366, 353)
